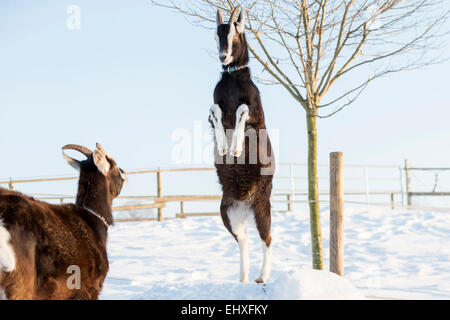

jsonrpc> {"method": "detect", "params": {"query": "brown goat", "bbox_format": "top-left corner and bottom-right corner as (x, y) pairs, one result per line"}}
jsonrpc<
(0, 143), (126, 300)
(209, 6), (275, 284)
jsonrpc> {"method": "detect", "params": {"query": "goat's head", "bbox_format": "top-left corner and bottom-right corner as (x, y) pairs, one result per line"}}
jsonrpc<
(62, 143), (127, 199)
(216, 5), (246, 66)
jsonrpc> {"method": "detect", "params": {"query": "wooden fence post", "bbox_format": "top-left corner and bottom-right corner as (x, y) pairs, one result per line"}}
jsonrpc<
(405, 159), (412, 206)
(8, 179), (14, 191)
(157, 169), (163, 221)
(390, 193), (395, 210)
(364, 166), (370, 209)
(289, 163), (295, 212)
(286, 194), (292, 212)
(180, 201), (185, 218)
(330, 152), (344, 276)
(398, 167), (405, 206)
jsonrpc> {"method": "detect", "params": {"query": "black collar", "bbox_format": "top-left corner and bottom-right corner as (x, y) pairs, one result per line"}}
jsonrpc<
(83, 207), (110, 228)
(222, 65), (248, 73)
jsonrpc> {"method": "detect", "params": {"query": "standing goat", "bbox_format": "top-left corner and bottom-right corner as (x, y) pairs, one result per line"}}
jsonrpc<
(209, 5), (275, 283)
(0, 143), (126, 300)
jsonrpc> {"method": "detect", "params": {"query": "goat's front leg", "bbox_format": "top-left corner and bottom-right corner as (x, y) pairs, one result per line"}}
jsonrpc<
(209, 105), (228, 156)
(229, 104), (250, 157)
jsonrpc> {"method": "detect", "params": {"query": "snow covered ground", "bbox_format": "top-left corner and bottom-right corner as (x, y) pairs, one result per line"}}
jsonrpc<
(101, 207), (450, 300)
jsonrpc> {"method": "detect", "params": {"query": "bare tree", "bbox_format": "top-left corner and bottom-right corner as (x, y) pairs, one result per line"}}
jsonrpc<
(153, 0), (449, 269)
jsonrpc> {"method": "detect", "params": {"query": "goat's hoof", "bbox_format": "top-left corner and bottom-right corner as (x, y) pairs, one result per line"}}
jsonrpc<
(230, 149), (242, 157)
(254, 278), (265, 284)
(240, 279), (249, 284)
(218, 148), (228, 156)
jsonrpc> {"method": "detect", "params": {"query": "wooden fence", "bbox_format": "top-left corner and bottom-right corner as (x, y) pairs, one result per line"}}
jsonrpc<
(404, 159), (450, 207)
(2, 156), (432, 275)
(0, 163), (402, 223)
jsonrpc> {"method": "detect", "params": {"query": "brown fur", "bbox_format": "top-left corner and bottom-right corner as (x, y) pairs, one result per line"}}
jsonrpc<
(0, 145), (125, 300)
(212, 21), (275, 246)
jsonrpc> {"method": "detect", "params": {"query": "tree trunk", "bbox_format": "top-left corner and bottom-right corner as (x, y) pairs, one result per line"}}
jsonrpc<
(306, 110), (324, 270)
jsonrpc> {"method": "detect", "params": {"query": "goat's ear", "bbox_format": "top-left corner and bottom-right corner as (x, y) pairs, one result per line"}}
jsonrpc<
(95, 142), (113, 160)
(216, 9), (224, 25)
(93, 149), (110, 176)
(63, 153), (81, 172)
(236, 10), (245, 33)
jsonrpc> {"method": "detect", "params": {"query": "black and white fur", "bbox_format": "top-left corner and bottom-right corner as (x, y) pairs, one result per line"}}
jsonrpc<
(209, 5), (275, 284)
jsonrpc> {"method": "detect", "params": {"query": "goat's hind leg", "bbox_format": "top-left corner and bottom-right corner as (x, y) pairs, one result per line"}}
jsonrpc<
(253, 203), (272, 284)
(220, 202), (250, 283)
(209, 105), (228, 156)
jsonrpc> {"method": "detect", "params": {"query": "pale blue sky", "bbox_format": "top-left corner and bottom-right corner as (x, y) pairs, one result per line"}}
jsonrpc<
(1, 1), (450, 199)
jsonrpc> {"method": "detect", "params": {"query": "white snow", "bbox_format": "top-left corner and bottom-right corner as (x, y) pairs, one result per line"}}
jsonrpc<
(270, 269), (365, 300)
(101, 207), (450, 300)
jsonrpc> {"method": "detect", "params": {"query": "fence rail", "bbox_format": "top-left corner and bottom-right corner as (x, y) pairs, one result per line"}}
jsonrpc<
(404, 159), (450, 206)
(0, 162), (409, 221)
(3, 161), (450, 221)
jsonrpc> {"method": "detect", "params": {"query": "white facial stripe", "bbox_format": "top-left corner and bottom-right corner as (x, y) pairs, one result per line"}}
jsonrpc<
(227, 24), (235, 57)
(0, 221), (16, 273)
(218, 24), (236, 65)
